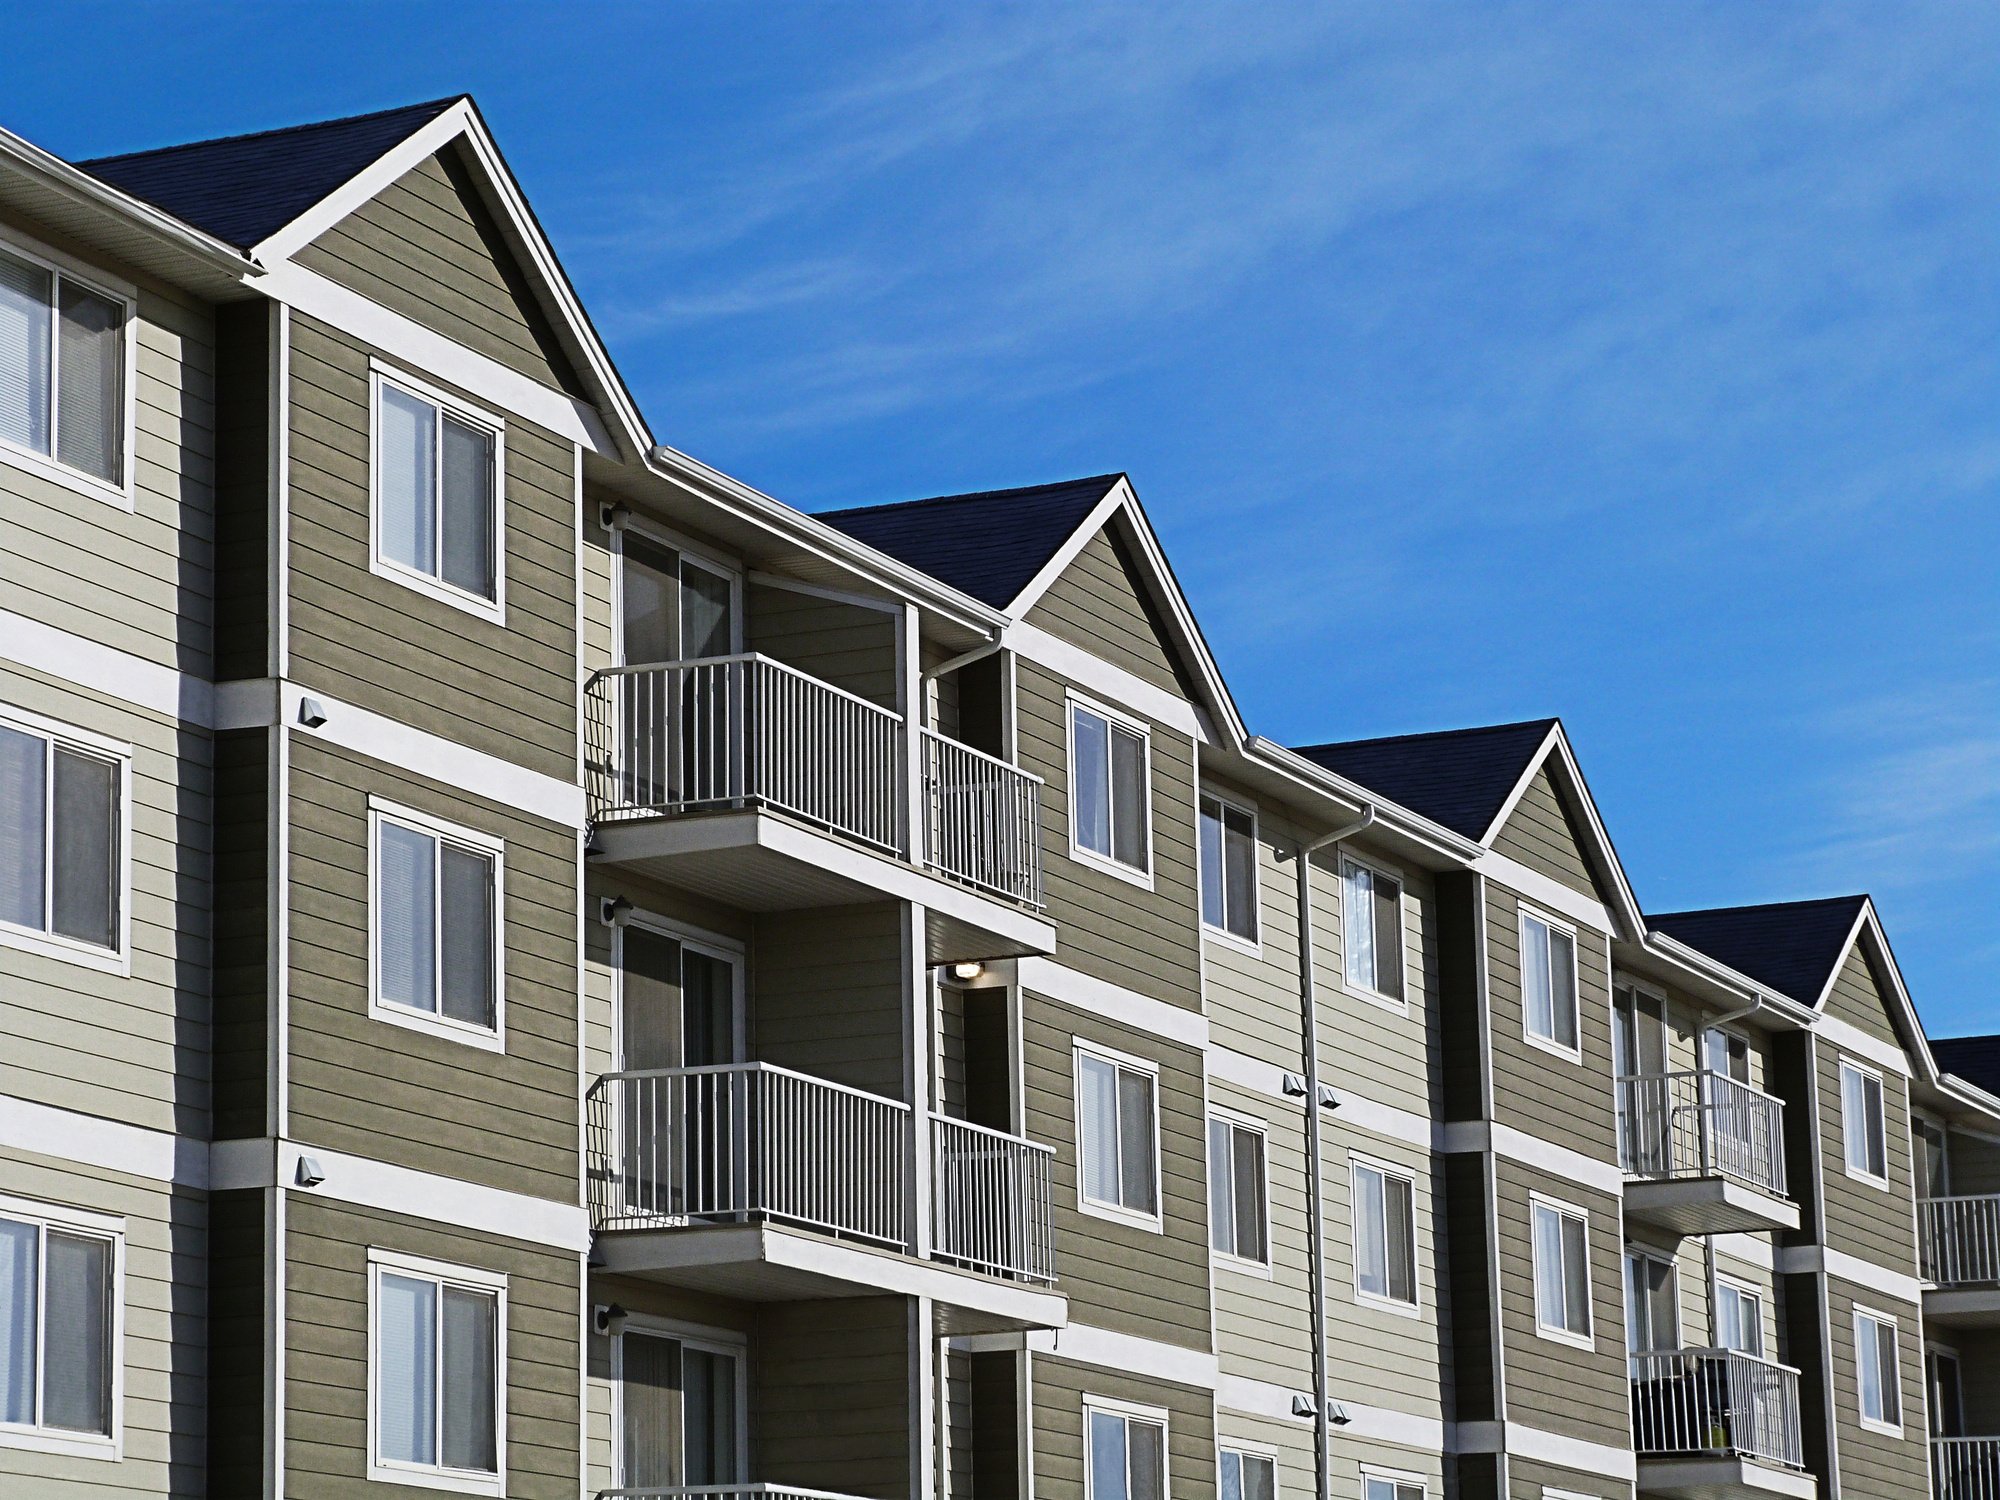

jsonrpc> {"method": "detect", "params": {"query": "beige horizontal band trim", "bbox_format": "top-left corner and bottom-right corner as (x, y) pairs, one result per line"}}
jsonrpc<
(0, 608), (213, 724)
(1777, 1243), (1924, 1304)
(0, 1092), (208, 1188)
(1028, 1320), (1217, 1390)
(1019, 958), (1208, 1051)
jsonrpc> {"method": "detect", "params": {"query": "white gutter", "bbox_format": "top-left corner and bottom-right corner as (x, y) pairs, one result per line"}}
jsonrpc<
(1243, 735), (1483, 864)
(921, 639), (1003, 681)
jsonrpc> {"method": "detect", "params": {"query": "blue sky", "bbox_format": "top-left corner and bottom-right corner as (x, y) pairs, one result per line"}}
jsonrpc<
(5, 5), (1995, 1030)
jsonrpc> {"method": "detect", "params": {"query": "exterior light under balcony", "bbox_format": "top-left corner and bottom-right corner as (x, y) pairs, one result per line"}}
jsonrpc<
(600, 895), (634, 926)
(949, 962), (984, 982)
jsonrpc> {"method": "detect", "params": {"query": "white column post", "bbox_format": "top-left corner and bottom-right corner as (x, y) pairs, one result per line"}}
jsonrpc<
(899, 602), (924, 864)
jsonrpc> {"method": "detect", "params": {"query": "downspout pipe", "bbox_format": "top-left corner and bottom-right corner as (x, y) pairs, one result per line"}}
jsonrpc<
(1295, 803), (1374, 1500)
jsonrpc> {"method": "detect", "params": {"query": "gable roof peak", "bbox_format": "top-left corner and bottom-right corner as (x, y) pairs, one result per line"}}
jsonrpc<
(1645, 894), (1869, 1007)
(1290, 718), (1560, 842)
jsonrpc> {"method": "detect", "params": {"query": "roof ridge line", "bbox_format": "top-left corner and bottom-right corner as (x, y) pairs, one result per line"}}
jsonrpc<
(1293, 717), (1559, 754)
(79, 95), (466, 168)
(817, 473), (1125, 520)
(1649, 893), (1868, 921)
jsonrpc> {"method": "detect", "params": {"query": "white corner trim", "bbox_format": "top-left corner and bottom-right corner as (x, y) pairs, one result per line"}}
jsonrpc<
(1003, 620), (1203, 739)
(1817, 1014), (1913, 1078)
(1018, 958), (1208, 1052)
(1027, 1321), (1218, 1391)
(0, 1092), (208, 1187)
(1468, 849), (1612, 936)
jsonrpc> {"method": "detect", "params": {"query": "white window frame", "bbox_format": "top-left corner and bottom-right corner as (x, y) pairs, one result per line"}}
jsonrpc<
(610, 515), (746, 668)
(1529, 1192), (1594, 1350)
(1927, 1342), (1965, 1439)
(1339, 851), (1409, 1013)
(1360, 1466), (1428, 1500)
(1218, 1440), (1279, 1500)
(1714, 1275), (1765, 1358)
(1207, 1109), (1271, 1274)
(608, 1312), (750, 1488)
(366, 1247), (508, 1495)
(1519, 904), (1582, 1062)
(1082, 1394), (1169, 1500)
(1839, 1057), (1890, 1187)
(1350, 1153), (1421, 1316)
(1065, 691), (1154, 889)
(1853, 1305), (1903, 1437)
(0, 224), (138, 510)
(368, 360), (508, 624)
(1197, 789), (1260, 952)
(610, 909), (749, 1073)
(367, 797), (507, 1053)
(0, 703), (133, 976)
(1623, 1247), (1681, 1353)
(1074, 1040), (1164, 1233)
(0, 1193), (125, 1462)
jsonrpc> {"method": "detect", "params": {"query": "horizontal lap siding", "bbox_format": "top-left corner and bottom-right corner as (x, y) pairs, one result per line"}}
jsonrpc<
(0, 662), (212, 1138)
(1443, 1152), (1497, 1422)
(1210, 1079), (1312, 1389)
(287, 737), (579, 1202)
(745, 583), (899, 711)
(284, 1196), (580, 1499)
(752, 903), (906, 1100)
(1816, 1044), (1917, 1273)
(287, 314), (578, 781)
(1485, 883), (1616, 1160)
(212, 298), (271, 681)
(1023, 526), (1191, 699)
(1201, 782), (1304, 1065)
(1824, 1276), (1927, 1499)
(1029, 1354), (1214, 1500)
(1488, 766), (1598, 900)
(210, 1187), (268, 1493)
(1508, 1455), (1633, 1499)
(1947, 1127), (2000, 1196)
(1025, 996), (1211, 1348)
(1320, 845), (1439, 1122)
(752, 1296), (910, 1498)
(1017, 661), (1201, 1011)
(1326, 1131), (1448, 1420)
(212, 727), (271, 1139)
(0, 1149), (207, 1497)
(1492, 1159), (1629, 1445)
(1214, 1410), (1314, 1500)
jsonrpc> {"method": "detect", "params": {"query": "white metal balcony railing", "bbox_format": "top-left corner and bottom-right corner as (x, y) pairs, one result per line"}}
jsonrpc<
(1629, 1348), (1805, 1471)
(1936, 1438), (2000, 1500)
(597, 1488), (874, 1500)
(922, 727), (1044, 907)
(1616, 1071), (1788, 1198)
(1920, 1195), (2000, 1286)
(931, 1114), (1057, 1284)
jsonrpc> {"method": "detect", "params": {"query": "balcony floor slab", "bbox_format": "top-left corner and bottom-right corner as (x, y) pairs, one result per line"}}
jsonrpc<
(1636, 1456), (1816, 1500)
(1623, 1177), (1801, 1238)
(1922, 1287), (2000, 1327)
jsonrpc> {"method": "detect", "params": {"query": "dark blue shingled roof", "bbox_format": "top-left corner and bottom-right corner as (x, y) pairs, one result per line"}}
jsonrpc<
(1291, 719), (1557, 841)
(1933, 1036), (2000, 1097)
(1647, 895), (1867, 1007)
(817, 475), (1123, 610)
(78, 97), (462, 249)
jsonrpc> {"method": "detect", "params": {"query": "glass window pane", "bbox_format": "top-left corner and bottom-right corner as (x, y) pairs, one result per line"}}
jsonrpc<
(1110, 726), (1147, 869)
(620, 1331), (679, 1488)
(1118, 1068), (1158, 1214)
(1220, 1450), (1242, 1500)
(378, 823), (437, 1013)
(1223, 808), (1257, 941)
(1080, 1057), (1119, 1204)
(1354, 1165), (1386, 1297)
(1562, 1214), (1590, 1333)
(686, 1347), (739, 1483)
(1232, 1127), (1265, 1262)
(1532, 1206), (1562, 1327)
(1128, 1418), (1164, 1500)
(1198, 800), (1224, 929)
(51, 749), (116, 949)
(1207, 1119), (1233, 1253)
(0, 249), (51, 456)
(621, 535), (680, 666)
(0, 726), (47, 932)
(1089, 1410), (1127, 1500)
(1865, 1080), (1886, 1176)
(42, 1231), (108, 1434)
(439, 416), (494, 598)
(1242, 1454), (1275, 1500)
(1876, 1321), (1900, 1424)
(1372, 874), (1403, 1001)
(1522, 917), (1553, 1039)
(1073, 709), (1110, 857)
(0, 1218), (37, 1426)
(1385, 1172), (1415, 1303)
(439, 845), (495, 1028)
(1343, 864), (1374, 991)
(1843, 1069), (1868, 1171)
(380, 386), (437, 576)
(1549, 928), (1577, 1046)
(56, 282), (122, 483)
(680, 562), (735, 661)
(378, 1273), (437, 1466)
(441, 1287), (496, 1471)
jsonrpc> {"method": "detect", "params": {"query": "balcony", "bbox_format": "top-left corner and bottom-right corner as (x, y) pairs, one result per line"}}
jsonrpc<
(585, 1064), (1063, 1331)
(1918, 1196), (2000, 1325)
(600, 1489), (875, 1500)
(1935, 1438), (2000, 1500)
(1617, 1071), (1800, 1236)
(583, 657), (1052, 963)
(1631, 1348), (1815, 1499)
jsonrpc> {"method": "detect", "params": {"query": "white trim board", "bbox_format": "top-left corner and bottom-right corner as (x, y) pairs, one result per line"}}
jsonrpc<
(1018, 958), (1208, 1052)
(1027, 1321), (1217, 1391)
(1776, 1244), (1924, 1305)
(1002, 620), (1204, 739)
(0, 608), (213, 725)
(1453, 1421), (1637, 1482)
(1468, 849), (1612, 936)
(1439, 1121), (1625, 1197)
(0, 1091), (208, 1188)
(1817, 1013), (1912, 1078)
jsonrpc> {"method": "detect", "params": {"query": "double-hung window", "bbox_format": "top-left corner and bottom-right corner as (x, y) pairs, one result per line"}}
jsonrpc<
(1854, 1308), (1901, 1433)
(1077, 1044), (1160, 1226)
(1520, 908), (1580, 1054)
(0, 239), (128, 495)
(0, 709), (125, 962)
(372, 365), (504, 617)
(1531, 1196), (1592, 1345)
(1208, 1116), (1268, 1266)
(0, 1198), (119, 1451)
(1086, 1399), (1166, 1500)
(1341, 857), (1404, 1005)
(1840, 1059), (1888, 1183)
(1069, 697), (1150, 878)
(1198, 793), (1258, 944)
(370, 1250), (504, 1490)
(370, 801), (503, 1047)
(1219, 1446), (1276, 1500)
(1352, 1158), (1418, 1308)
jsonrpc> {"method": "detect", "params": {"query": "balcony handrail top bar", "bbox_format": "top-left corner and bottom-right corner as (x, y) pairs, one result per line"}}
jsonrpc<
(1616, 1067), (1781, 1098)
(932, 1111), (1055, 1153)
(919, 724), (1047, 786)
(592, 1061), (915, 1113)
(596, 1487), (877, 1499)
(587, 652), (905, 720)
(1920, 1191), (2000, 1205)
(1631, 1344), (1800, 1376)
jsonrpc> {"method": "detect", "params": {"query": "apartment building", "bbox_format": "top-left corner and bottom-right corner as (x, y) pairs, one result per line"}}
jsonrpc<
(0, 93), (1991, 1500)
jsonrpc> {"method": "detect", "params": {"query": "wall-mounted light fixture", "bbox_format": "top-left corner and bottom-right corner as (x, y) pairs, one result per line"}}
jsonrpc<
(949, 961), (984, 982)
(600, 501), (632, 531)
(600, 895), (634, 927)
(592, 1303), (629, 1335)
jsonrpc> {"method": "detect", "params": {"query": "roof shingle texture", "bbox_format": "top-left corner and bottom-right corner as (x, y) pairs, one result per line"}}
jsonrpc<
(1290, 720), (1557, 841)
(817, 475), (1123, 610)
(1646, 895), (1867, 1007)
(1933, 1036), (2000, 1097)
(79, 97), (462, 249)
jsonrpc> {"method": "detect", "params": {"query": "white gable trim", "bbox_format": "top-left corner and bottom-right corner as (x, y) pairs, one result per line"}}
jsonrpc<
(1478, 725), (1646, 940)
(1475, 722), (1563, 846)
(1001, 478), (1130, 619)
(249, 101), (475, 264)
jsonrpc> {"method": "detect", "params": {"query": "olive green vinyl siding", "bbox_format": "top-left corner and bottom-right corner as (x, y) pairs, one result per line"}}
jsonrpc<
(1452, 1453), (1502, 1500)
(1825, 944), (1904, 1049)
(1816, 1045), (1917, 1272)
(0, 1148), (207, 1498)
(939, 981), (968, 1120)
(580, 503), (616, 674)
(1321, 846), (1438, 1122)
(1484, 882), (1616, 1158)
(1199, 782), (1305, 1062)
(287, 736), (580, 1203)
(1491, 1159), (1629, 1444)
(1028, 1355), (1214, 1500)
(0, 205), (216, 676)
(752, 902), (905, 1100)
(210, 1187), (268, 1495)
(1780, 1269), (1832, 1481)
(1339, 1436), (1447, 1500)
(1941, 1330), (2000, 1434)
(1023, 524), (1193, 699)
(0, 662), (212, 1137)
(213, 727), (271, 1139)
(1016, 660), (1201, 1011)
(283, 1196), (581, 1499)
(1508, 1455), (1633, 1499)
(286, 312), (579, 781)
(745, 580), (899, 711)
(752, 1296), (911, 1498)
(296, 147), (583, 397)
(1487, 763), (1599, 901)
(1209, 1078), (1311, 1390)
(212, 299), (272, 681)
(944, 1346), (974, 1500)
(1946, 1126), (2000, 1196)
(1213, 1410), (1312, 1500)
(965, 1348), (1022, 1500)
(1024, 995), (1211, 1348)
(1443, 1152), (1498, 1422)
(1824, 1276), (1927, 1499)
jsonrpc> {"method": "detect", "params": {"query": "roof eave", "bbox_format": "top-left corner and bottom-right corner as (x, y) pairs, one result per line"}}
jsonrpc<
(1637, 931), (1819, 1028)
(1243, 736), (1486, 863)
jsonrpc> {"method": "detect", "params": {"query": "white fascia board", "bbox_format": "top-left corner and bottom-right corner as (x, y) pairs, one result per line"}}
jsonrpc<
(1003, 620), (1203, 738)
(1238, 737), (1481, 864)
(998, 478), (1129, 621)
(1636, 933), (1816, 1028)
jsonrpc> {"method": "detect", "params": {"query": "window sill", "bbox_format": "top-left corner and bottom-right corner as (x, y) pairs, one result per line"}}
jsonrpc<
(1533, 1323), (1595, 1353)
(369, 555), (506, 627)
(1857, 1416), (1903, 1440)
(1077, 1195), (1164, 1235)
(367, 1460), (504, 1495)
(1068, 842), (1156, 892)
(0, 921), (129, 977)
(1341, 982), (1410, 1018)
(1522, 1030), (1584, 1065)
(1842, 1164), (1893, 1192)
(1202, 924), (1262, 959)
(1212, 1250), (1274, 1280)
(0, 438), (135, 513)
(0, 1422), (120, 1462)
(369, 998), (506, 1054)
(1354, 1289), (1424, 1321)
